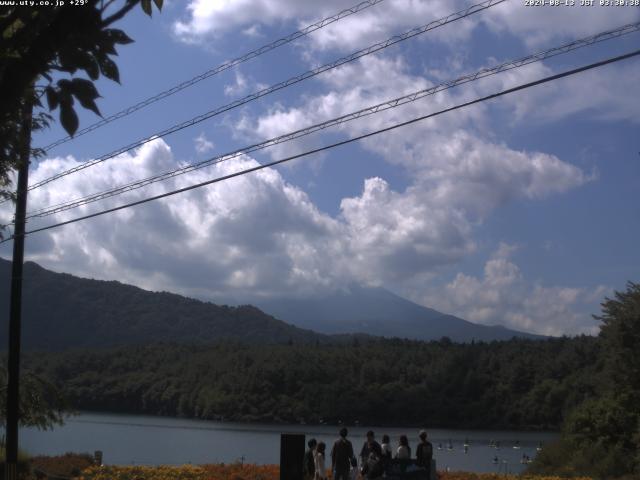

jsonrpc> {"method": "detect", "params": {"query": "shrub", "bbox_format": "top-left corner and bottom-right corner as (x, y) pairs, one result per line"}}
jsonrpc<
(30, 452), (95, 478)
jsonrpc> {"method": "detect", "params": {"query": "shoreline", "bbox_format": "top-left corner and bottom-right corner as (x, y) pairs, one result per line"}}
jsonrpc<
(63, 409), (562, 434)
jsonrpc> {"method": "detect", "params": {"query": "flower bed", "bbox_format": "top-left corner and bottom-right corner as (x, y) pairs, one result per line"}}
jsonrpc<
(438, 472), (592, 480)
(78, 463), (279, 480)
(78, 466), (594, 480)
(31, 453), (95, 478)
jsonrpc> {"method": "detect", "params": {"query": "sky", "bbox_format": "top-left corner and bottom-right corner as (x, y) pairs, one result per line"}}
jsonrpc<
(1, 0), (639, 336)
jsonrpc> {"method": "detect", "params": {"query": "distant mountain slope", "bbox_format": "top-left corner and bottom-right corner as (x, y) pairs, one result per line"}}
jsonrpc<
(255, 285), (545, 342)
(0, 258), (327, 350)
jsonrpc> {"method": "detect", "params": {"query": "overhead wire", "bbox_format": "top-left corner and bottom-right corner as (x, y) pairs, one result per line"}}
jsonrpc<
(25, 0), (507, 193)
(40, 0), (389, 152)
(22, 22), (640, 220)
(2, 48), (637, 244)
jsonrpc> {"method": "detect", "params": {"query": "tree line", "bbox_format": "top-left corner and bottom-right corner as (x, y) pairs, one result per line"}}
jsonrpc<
(22, 335), (601, 430)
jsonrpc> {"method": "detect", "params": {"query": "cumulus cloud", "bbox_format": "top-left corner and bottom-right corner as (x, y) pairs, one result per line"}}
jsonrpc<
(0, 141), (340, 299)
(240, 55), (591, 219)
(172, 0), (639, 54)
(194, 132), (215, 154)
(223, 70), (249, 97)
(484, 2), (639, 48)
(420, 244), (608, 336)
(339, 177), (475, 284)
(496, 62), (640, 125)
(1, 139), (484, 301)
(173, 0), (477, 49)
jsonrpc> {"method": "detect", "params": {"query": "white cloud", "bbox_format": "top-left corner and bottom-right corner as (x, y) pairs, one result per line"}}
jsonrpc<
(173, 0), (477, 49)
(497, 62), (640, 125)
(339, 177), (476, 284)
(0, 139), (482, 300)
(484, 2), (639, 48)
(194, 132), (215, 154)
(223, 70), (249, 97)
(240, 55), (591, 221)
(420, 244), (607, 336)
(242, 24), (263, 38)
(172, 0), (639, 54)
(0, 141), (339, 299)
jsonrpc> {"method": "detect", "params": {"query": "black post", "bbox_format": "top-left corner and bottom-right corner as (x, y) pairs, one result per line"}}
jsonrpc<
(280, 433), (305, 480)
(5, 101), (32, 480)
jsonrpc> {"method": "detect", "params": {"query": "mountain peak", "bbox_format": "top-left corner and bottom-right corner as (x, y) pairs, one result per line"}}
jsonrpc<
(254, 285), (545, 342)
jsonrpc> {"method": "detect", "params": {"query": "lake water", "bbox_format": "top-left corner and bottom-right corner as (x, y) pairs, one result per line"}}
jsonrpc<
(20, 412), (557, 474)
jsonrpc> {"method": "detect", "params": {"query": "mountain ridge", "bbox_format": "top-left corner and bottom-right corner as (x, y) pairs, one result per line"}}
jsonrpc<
(254, 284), (545, 342)
(0, 258), (544, 349)
(0, 258), (328, 350)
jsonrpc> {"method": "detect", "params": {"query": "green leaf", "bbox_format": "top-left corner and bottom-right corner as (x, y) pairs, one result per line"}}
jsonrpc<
(84, 55), (100, 80)
(98, 38), (118, 56)
(104, 28), (134, 45)
(57, 79), (72, 92)
(59, 101), (79, 136)
(45, 86), (59, 111)
(152, 0), (163, 9)
(70, 78), (99, 99)
(141, 0), (152, 16)
(57, 47), (79, 74)
(98, 56), (120, 83)
(70, 78), (101, 117)
(60, 47), (101, 80)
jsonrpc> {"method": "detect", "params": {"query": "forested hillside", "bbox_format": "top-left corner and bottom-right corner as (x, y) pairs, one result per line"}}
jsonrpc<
(24, 336), (600, 429)
(0, 259), (327, 349)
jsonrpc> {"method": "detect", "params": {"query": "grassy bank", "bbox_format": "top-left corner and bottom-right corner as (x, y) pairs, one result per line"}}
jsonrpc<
(78, 466), (592, 480)
(2, 453), (594, 480)
(79, 466), (592, 480)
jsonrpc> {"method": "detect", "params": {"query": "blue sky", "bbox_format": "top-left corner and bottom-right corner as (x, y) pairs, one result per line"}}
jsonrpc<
(2, 0), (639, 335)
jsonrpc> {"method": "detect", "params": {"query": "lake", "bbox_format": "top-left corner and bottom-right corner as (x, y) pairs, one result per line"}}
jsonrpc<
(20, 412), (557, 474)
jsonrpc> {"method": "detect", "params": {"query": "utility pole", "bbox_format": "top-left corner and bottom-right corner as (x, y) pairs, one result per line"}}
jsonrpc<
(5, 100), (32, 480)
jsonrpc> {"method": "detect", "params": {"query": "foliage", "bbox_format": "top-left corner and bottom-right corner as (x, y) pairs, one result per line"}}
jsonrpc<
(0, 0), (162, 198)
(0, 449), (31, 480)
(595, 282), (640, 402)
(79, 463), (279, 480)
(438, 473), (592, 480)
(23, 335), (601, 430)
(30, 452), (94, 478)
(0, 364), (68, 430)
(79, 464), (589, 480)
(527, 282), (640, 479)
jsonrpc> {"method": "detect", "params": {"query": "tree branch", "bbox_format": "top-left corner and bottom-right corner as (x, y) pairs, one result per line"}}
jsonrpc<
(101, 1), (138, 27)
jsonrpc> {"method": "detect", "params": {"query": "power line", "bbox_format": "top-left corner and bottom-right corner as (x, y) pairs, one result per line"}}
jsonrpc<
(39, 0), (388, 152)
(24, 22), (640, 220)
(5, 48), (637, 243)
(26, 0), (506, 192)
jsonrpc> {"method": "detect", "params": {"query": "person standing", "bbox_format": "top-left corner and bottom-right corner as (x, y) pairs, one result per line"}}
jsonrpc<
(395, 435), (411, 459)
(359, 430), (383, 466)
(359, 430), (383, 478)
(381, 434), (392, 459)
(304, 438), (317, 479)
(416, 430), (433, 479)
(314, 442), (327, 480)
(379, 434), (392, 474)
(331, 427), (354, 480)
